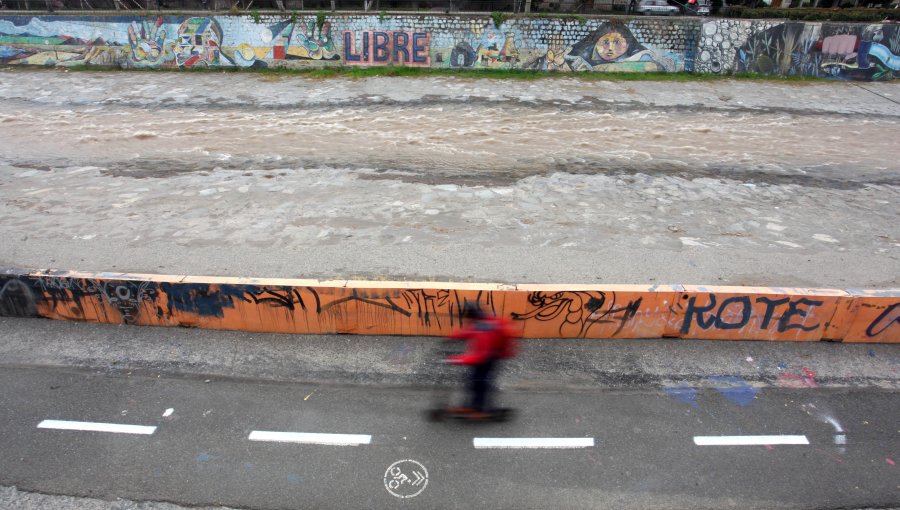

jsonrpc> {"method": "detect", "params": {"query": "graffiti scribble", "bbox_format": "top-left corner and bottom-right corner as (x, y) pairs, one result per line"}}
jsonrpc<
(511, 291), (641, 338)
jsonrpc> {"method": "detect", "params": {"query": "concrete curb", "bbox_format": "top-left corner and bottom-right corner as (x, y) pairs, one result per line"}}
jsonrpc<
(1, 268), (898, 342)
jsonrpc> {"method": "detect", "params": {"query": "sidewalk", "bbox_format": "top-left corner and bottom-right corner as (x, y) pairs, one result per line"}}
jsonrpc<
(3, 317), (898, 389)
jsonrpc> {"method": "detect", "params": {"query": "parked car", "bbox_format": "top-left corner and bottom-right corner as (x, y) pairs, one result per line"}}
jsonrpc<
(670, 0), (712, 15)
(626, 0), (681, 15)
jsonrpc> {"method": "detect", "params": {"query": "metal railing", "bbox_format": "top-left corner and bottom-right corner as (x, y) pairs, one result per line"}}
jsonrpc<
(0, 0), (632, 13)
(0, 0), (894, 13)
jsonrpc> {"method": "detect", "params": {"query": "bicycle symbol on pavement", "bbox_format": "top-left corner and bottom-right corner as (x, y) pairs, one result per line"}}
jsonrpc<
(384, 459), (428, 498)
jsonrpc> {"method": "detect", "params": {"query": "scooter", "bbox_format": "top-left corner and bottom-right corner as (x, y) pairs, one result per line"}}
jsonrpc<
(425, 340), (515, 423)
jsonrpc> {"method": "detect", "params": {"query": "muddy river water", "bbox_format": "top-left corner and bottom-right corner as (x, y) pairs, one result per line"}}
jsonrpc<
(0, 69), (898, 286)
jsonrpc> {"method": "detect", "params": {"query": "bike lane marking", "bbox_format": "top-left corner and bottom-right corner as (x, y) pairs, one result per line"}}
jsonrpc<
(473, 437), (595, 449)
(37, 419), (157, 435)
(248, 431), (372, 446)
(693, 435), (809, 446)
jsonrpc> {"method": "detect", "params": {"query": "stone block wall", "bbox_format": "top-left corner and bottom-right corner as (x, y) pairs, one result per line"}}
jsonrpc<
(0, 14), (897, 80)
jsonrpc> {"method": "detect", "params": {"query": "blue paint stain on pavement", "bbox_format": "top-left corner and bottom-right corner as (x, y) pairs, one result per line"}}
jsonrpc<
(869, 349), (876, 357)
(196, 452), (211, 463)
(706, 376), (758, 407)
(287, 473), (301, 483)
(664, 385), (699, 408)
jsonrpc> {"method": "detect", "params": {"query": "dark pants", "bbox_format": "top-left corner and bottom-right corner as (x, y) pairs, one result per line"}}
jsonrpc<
(469, 359), (498, 411)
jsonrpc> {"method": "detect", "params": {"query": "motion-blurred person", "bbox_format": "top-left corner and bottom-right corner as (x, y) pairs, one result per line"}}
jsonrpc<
(445, 304), (518, 419)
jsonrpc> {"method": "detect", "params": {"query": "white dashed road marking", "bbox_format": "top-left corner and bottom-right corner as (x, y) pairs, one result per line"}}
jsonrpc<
(693, 435), (809, 446)
(473, 437), (595, 449)
(248, 431), (372, 446)
(37, 420), (157, 435)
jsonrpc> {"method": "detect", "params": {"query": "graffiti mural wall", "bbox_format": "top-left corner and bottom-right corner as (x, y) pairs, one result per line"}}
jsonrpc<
(0, 14), (896, 79)
(695, 19), (900, 80)
(734, 22), (900, 80)
(1, 270), (898, 342)
(0, 14), (696, 73)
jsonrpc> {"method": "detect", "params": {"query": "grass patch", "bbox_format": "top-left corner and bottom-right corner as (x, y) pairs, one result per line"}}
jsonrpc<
(28, 64), (830, 84)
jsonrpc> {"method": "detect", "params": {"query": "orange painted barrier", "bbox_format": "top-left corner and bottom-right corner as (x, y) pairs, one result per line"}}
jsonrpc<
(1, 269), (897, 343)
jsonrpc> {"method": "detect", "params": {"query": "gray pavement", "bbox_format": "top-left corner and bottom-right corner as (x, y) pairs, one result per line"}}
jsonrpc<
(3, 317), (900, 391)
(1, 317), (899, 509)
(0, 486), (236, 510)
(0, 363), (898, 510)
(0, 69), (898, 286)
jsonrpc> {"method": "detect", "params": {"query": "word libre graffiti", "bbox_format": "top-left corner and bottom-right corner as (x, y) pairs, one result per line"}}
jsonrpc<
(1, 14), (898, 80)
(343, 31), (430, 66)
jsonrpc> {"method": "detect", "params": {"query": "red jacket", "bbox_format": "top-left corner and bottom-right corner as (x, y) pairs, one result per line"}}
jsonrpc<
(447, 316), (518, 366)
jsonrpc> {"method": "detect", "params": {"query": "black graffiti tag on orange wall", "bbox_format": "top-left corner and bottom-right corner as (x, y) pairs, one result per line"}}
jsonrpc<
(866, 302), (900, 338)
(680, 294), (825, 334)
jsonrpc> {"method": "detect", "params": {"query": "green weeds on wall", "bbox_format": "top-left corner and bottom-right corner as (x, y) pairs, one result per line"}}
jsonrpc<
(491, 11), (505, 29)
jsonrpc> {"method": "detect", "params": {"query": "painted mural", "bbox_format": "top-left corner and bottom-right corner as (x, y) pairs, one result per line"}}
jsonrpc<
(0, 14), (895, 80)
(734, 22), (900, 81)
(527, 22), (676, 72)
(0, 14), (692, 73)
(0, 15), (341, 69)
(343, 30), (430, 66)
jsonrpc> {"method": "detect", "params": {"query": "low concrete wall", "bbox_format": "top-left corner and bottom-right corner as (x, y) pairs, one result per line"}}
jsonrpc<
(1, 14), (898, 80)
(1, 268), (897, 342)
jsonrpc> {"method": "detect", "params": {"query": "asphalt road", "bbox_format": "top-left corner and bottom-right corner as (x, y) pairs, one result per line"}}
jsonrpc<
(0, 364), (898, 510)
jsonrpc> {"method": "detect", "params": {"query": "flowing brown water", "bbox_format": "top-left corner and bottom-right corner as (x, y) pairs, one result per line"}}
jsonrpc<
(0, 69), (898, 286)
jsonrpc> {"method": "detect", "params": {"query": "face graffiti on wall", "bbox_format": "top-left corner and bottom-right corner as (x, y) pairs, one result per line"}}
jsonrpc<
(594, 31), (629, 61)
(0, 14), (893, 80)
(562, 23), (676, 72)
(513, 21), (677, 73)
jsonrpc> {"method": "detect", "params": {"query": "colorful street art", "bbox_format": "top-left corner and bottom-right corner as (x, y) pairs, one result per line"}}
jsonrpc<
(343, 30), (430, 66)
(524, 22), (677, 72)
(174, 17), (222, 67)
(0, 14), (895, 80)
(0, 270), (897, 342)
(128, 17), (174, 67)
(734, 22), (900, 80)
(0, 15), (342, 69)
